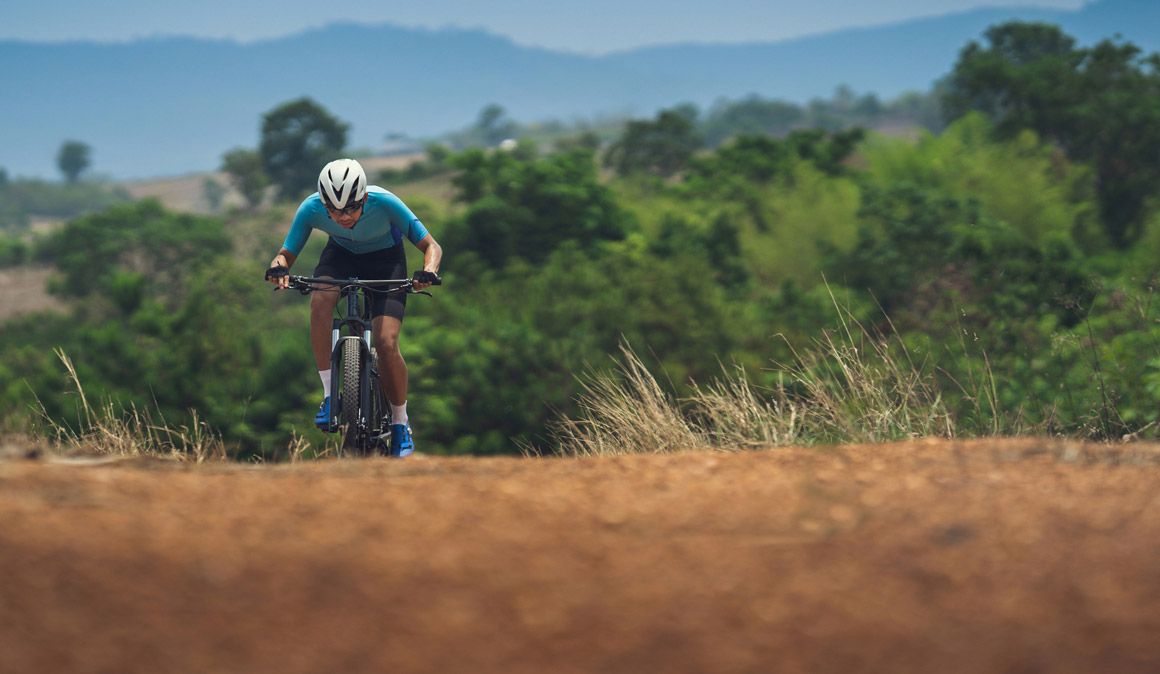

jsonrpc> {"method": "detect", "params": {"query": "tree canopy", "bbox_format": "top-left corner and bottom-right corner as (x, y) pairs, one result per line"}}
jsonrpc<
(221, 148), (268, 209)
(57, 140), (91, 184)
(604, 105), (702, 177)
(258, 98), (349, 199)
(944, 21), (1160, 248)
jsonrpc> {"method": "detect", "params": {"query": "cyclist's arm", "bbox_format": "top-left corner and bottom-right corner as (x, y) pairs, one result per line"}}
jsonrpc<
(387, 192), (441, 284)
(271, 247), (297, 269)
(280, 197), (319, 259)
(413, 235), (442, 289)
(267, 248), (297, 288)
(268, 197), (319, 287)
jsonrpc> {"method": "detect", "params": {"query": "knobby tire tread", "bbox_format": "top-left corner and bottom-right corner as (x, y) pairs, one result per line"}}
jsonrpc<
(340, 338), (361, 453)
(368, 350), (385, 456)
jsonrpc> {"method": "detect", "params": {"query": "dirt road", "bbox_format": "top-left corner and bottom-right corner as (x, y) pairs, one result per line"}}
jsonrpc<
(2, 438), (1160, 673)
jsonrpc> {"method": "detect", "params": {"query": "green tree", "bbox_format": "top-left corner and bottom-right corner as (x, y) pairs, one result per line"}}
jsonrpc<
(475, 104), (519, 147)
(701, 96), (804, 146)
(1070, 40), (1160, 248)
(686, 128), (864, 188)
(57, 140), (91, 184)
(943, 23), (1082, 142)
(604, 106), (702, 177)
(944, 22), (1160, 247)
(554, 131), (602, 154)
(860, 113), (1092, 246)
(258, 98), (349, 199)
(447, 147), (631, 267)
(220, 148), (268, 209)
(827, 184), (1092, 330)
(36, 200), (231, 315)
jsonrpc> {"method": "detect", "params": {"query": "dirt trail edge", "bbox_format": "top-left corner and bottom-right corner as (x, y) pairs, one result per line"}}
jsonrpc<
(2, 438), (1160, 674)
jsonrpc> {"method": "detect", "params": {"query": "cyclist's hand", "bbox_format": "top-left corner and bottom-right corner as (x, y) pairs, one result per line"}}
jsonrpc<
(412, 270), (441, 290)
(265, 265), (290, 289)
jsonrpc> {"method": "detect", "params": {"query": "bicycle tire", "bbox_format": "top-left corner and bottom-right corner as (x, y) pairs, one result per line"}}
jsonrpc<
(366, 349), (386, 456)
(351, 346), (384, 457)
(340, 337), (361, 453)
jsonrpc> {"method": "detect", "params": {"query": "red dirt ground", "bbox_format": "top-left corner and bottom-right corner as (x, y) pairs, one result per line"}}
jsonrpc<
(2, 438), (1160, 674)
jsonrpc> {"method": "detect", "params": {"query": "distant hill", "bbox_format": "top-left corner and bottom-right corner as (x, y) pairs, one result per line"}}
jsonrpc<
(1, 0), (1154, 180)
(606, 0), (1158, 98)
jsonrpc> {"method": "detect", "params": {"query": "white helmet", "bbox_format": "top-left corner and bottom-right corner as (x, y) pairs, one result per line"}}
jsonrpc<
(317, 158), (367, 209)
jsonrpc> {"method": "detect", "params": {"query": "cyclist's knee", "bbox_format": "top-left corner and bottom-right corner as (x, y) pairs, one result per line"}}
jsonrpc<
(375, 333), (401, 355)
(373, 317), (403, 355)
(310, 290), (338, 315)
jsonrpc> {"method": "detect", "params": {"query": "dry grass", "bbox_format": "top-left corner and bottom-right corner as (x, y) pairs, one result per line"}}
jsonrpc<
(550, 298), (963, 457)
(548, 345), (706, 456)
(38, 350), (227, 463)
(774, 306), (955, 444)
(691, 366), (806, 449)
(286, 432), (351, 463)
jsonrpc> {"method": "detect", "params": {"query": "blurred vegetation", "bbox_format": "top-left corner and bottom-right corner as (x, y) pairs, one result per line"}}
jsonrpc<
(0, 176), (130, 233)
(4, 21), (1160, 459)
(943, 22), (1160, 248)
(258, 97), (350, 200)
(56, 140), (92, 185)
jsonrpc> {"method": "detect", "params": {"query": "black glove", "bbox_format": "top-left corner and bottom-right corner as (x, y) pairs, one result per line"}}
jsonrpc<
(265, 265), (289, 281)
(412, 270), (441, 285)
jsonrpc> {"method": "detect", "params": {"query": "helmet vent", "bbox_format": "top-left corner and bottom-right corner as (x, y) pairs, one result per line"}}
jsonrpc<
(317, 158), (368, 209)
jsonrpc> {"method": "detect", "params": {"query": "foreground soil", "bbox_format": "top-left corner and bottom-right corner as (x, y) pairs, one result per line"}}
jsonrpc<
(3, 438), (1160, 674)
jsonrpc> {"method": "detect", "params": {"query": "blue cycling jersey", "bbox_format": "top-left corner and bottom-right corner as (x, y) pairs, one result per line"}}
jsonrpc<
(281, 186), (430, 256)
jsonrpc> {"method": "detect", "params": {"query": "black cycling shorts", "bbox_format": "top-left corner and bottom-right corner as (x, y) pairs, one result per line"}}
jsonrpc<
(313, 240), (408, 320)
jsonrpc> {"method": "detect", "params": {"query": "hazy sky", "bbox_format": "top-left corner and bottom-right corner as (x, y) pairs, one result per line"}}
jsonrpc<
(2, 0), (1086, 54)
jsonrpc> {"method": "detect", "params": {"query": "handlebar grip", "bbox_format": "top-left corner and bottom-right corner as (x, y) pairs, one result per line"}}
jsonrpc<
(412, 270), (443, 286)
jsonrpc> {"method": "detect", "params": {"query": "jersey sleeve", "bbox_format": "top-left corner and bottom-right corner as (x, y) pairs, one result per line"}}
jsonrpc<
(281, 198), (316, 256)
(384, 192), (430, 245)
(408, 218), (431, 244)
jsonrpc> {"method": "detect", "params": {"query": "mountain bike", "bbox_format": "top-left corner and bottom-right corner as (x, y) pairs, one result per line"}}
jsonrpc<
(279, 273), (440, 456)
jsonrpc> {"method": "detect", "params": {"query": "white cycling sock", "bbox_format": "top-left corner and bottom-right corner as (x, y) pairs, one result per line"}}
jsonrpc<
(319, 369), (331, 398)
(391, 402), (409, 426)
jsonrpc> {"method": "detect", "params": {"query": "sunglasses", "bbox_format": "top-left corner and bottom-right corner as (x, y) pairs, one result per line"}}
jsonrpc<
(326, 198), (365, 215)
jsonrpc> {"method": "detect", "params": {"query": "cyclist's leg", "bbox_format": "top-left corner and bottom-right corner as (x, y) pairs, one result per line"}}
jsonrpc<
(307, 283), (340, 429)
(372, 315), (406, 406)
(358, 244), (413, 455)
(374, 314), (413, 455)
(309, 283), (340, 370)
(309, 242), (353, 429)
(358, 244), (408, 408)
(311, 241), (353, 371)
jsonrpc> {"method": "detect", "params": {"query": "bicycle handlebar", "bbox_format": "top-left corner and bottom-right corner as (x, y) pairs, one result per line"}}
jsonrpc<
(282, 274), (441, 296)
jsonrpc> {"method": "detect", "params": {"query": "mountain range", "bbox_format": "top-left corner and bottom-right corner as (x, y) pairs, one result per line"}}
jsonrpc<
(1, 0), (1156, 180)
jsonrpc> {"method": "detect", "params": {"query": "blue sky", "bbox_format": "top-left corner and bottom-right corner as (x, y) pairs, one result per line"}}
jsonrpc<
(2, 0), (1085, 54)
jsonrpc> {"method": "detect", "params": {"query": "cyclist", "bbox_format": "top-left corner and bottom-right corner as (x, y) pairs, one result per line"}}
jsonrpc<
(265, 158), (442, 457)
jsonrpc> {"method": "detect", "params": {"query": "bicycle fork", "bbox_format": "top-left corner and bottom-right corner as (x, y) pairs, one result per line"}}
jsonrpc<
(330, 324), (373, 352)
(329, 322), (378, 442)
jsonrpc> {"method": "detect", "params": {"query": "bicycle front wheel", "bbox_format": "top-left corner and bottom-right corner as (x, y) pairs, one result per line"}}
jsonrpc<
(339, 337), (361, 452)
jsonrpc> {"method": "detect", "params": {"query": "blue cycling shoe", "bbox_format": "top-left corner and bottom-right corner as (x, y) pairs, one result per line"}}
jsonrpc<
(314, 396), (332, 431)
(389, 423), (414, 458)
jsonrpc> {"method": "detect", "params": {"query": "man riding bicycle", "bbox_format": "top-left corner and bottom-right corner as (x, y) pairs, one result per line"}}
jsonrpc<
(265, 158), (443, 457)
